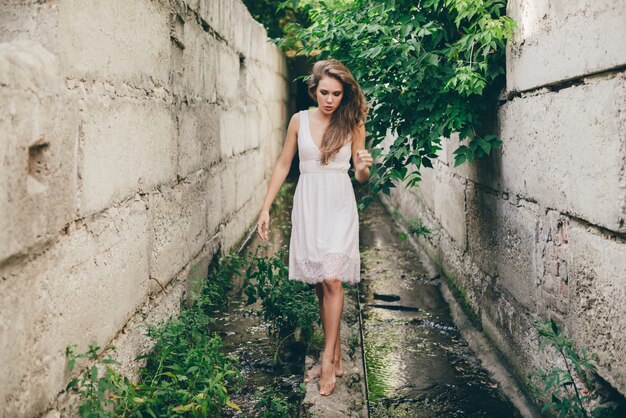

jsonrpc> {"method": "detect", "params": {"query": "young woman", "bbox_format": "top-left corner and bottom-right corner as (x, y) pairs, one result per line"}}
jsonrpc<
(256, 59), (372, 396)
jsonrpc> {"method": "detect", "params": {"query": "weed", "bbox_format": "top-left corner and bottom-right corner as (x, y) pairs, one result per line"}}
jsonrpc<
(254, 387), (296, 417)
(408, 218), (430, 237)
(242, 249), (319, 341)
(528, 318), (617, 417)
(65, 253), (246, 417)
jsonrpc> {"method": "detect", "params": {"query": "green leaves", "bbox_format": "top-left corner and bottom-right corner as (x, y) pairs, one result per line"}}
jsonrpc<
(64, 255), (246, 417)
(278, 0), (515, 196)
(242, 250), (319, 342)
(529, 318), (619, 418)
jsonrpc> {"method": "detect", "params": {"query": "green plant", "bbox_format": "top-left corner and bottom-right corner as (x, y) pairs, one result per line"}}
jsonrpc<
(65, 344), (124, 417)
(528, 318), (617, 418)
(408, 218), (431, 237)
(242, 249), (320, 355)
(254, 387), (297, 417)
(65, 254), (247, 417)
(278, 0), (515, 201)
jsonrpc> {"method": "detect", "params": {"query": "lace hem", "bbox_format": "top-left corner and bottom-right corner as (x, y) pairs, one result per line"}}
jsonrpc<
(290, 252), (360, 284)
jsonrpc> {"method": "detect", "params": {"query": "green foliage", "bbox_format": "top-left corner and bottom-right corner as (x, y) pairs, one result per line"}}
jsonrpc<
(242, 0), (311, 39)
(408, 217), (431, 237)
(529, 318), (618, 418)
(254, 387), (297, 417)
(65, 254), (247, 417)
(65, 249), (321, 416)
(65, 344), (125, 418)
(242, 250), (320, 341)
(277, 0), (515, 195)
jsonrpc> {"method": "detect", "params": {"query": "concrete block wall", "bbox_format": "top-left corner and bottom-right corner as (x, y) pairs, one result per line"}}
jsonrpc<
(384, 0), (626, 399)
(0, 1), (289, 416)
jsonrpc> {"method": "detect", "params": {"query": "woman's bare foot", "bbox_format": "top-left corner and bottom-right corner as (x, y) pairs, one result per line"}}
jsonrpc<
(319, 356), (336, 396)
(304, 356), (344, 382)
(304, 365), (321, 382)
(334, 358), (344, 377)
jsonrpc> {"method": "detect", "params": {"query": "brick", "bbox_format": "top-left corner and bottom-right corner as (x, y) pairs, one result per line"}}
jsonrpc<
(0, 199), (150, 416)
(219, 107), (243, 159)
(207, 167), (222, 236)
(0, 41), (78, 263)
(434, 172), (467, 248)
(506, 0), (626, 92)
(567, 221), (626, 395)
(55, 0), (170, 84)
(149, 170), (208, 284)
(179, 22), (218, 101)
(467, 186), (539, 308)
(498, 73), (626, 232)
(215, 43), (240, 104)
(177, 102), (219, 178)
(80, 98), (176, 215)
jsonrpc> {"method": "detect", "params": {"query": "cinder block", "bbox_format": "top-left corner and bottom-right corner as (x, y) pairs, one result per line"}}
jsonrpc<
(467, 185), (539, 308)
(244, 105), (262, 151)
(222, 180), (266, 253)
(0, 198), (150, 417)
(480, 283), (537, 387)
(56, 0), (171, 85)
(149, 170), (208, 284)
(567, 221), (626, 395)
(0, 41), (77, 263)
(506, 0), (626, 92)
(55, 0), (170, 85)
(232, 2), (255, 56)
(434, 172), (467, 248)
(220, 158), (238, 217)
(177, 102), (219, 178)
(215, 43), (240, 104)
(80, 98), (176, 216)
(207, 167), (222, 236)
(416, 165), (436, 213)
(179, 23), (218, 101)
(498, 73), (626, 233)
(219, 107), (244, 158)
(235, 151), (264, 209)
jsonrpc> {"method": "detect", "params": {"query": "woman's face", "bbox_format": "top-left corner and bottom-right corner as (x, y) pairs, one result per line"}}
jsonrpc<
(316, 76), (344, 115)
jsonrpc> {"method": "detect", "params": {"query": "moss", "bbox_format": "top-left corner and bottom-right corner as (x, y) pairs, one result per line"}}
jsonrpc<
(440, 265), (482, 331)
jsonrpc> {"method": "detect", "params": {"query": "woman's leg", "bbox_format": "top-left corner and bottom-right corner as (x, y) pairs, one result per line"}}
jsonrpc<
(305, 283), (345, 381)
(305, 284), (326, 382)
(319, 278), (344, 395)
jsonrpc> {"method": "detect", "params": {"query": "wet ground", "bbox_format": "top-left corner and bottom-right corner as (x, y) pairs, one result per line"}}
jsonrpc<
(212, 180), (305, 416)
(360, 197), (522, 417)
(210, 177), (524, 417)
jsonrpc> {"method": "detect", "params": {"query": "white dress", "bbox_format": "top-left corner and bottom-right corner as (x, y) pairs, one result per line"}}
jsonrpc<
(288, 109), (361, 285)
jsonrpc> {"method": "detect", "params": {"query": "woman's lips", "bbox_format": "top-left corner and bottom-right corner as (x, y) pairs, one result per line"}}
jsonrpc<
(324, 106), (333, 110)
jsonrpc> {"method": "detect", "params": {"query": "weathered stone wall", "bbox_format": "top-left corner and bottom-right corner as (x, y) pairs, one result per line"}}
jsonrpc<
(0, 1), (289, 416)
(383, 0), (626, 399)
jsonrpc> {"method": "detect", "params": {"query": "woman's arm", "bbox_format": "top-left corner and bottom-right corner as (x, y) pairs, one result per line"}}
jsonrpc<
(257, 112), (299, 240)
(351, 121), (372, 184)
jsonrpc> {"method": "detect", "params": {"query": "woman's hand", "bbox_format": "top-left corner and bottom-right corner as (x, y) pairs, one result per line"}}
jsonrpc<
(355, 149), (373, 172)
(257, 210), (270, 241)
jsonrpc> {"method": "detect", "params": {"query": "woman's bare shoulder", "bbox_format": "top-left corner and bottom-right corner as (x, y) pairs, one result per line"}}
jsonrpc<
(288, 111), (301, 133)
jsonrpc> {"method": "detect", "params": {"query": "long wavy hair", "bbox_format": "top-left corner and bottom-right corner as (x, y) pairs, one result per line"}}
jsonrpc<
(307, 59), (368, 165)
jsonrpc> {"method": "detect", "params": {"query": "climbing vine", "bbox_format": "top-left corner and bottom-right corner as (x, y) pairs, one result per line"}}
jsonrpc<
(276, 0), (515, 197)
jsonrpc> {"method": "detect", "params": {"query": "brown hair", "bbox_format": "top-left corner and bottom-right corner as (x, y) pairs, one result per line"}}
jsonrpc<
(307, 59), (368, 164)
